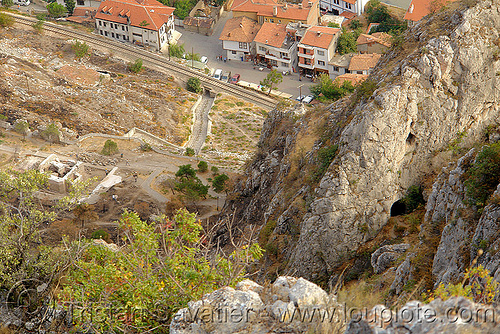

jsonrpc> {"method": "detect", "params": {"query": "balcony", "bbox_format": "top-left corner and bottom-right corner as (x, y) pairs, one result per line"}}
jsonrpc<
(298, 62), (314, 69)
(265, 52), (291, 63)
(298, 51), (314, 59)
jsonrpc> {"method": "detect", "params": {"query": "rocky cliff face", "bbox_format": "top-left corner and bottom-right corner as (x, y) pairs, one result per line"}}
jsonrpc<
(220, 0), (500, 282)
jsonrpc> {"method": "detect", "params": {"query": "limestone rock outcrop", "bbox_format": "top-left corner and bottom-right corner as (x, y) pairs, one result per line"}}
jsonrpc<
(170, 276), (344, 334)
(220, 0), (500, 281)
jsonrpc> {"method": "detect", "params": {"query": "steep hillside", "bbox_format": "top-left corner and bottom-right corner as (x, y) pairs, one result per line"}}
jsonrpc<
(219, 0), (500, 284)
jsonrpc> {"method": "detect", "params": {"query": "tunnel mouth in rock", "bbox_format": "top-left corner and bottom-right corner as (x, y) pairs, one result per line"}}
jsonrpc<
(391, 200), (407, 217)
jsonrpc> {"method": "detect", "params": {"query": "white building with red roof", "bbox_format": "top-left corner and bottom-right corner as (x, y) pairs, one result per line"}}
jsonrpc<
(253, 22), (298, 73)
(298, 25), (339, 75)
(319, 0), (368, 16)
(95, 0), (175, 51)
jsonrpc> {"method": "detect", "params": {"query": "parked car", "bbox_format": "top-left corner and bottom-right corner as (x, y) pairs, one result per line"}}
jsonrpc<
(14, 0), (30, 5)
(200, 56), (208, 64)
(302, 95), (314, 104)
(221, 71), (231, 82)
(230, 74), (241, 84)
(213, 69), (223, 80)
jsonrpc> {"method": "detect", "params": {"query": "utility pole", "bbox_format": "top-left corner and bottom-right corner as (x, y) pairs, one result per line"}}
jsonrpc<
(298, 83), (304, 101)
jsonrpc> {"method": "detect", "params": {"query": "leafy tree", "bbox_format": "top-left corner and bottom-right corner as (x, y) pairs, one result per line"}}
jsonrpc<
(47, 2), (68, 18)
(1, 0), (12, 7)
(71, 40), (89, 59)
(169, 43), (185, 58)
(211, 166), (219, 175)
(185, 147), (195, 156)
(175, 164), (197, 179)
(174, 165), (208, 201)
(59, 209), (264, 332)
(187, 77), (202, 93)
(173, 0), (196, 20)
(184, 52), (201, 61)
(64, 0), (75, 15)
(14, 120), (29, 139)
(0, 13), (14, 27)
(365, 0), (391, 23)
(350, 19), (361, 30)
(73, 203), (98, 228)
(128, 58), (143, 73)
(197, 160), (208, 173)
(101, 139), (119, 155)
(337, 28), (360, 55)
(328, 22), (340, 28)
(0, 169), (91, 301)
(42, 123), (60, 143)
(211, 173), (229, 193)
(310, 74), (355, 101)
(260, 70), (283, 96)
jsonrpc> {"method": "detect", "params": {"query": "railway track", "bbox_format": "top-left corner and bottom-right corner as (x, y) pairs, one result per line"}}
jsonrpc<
(11, 14), (278, 110)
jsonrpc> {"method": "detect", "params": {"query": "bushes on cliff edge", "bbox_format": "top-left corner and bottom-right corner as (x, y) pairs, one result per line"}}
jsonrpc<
(465, 143), (500, 207)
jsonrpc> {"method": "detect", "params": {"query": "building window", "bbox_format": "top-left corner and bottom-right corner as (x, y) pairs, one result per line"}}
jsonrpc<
(357, 70), (363, 74)
(334, 0), (339, 4)
(270, 19), (274, 23)
(105, 31), (108, 36)
(317, 50), (325, 56)
(278, 19), (281, 23)
(271, 59), (277, 66)
(232, 51), (237, 54)
(103, 22), (107, 27)
(265, 18), (268, 22)
(259, 46), (266, 52)
(281, 62), (288, 67)
(122, 26), (125, 30)
(100, 30), (103, 35)
(318, 60), (325, 66)
(115, 24), (118, 29)
(238, 42), (247, 49)
(99, 21), (102, 26)
(111, 32), (114, 37)
(333, 66), (339, 72)
(345, 2), (352, 9)
(116, 34), (120, 39)
(77, 0), (84, 4)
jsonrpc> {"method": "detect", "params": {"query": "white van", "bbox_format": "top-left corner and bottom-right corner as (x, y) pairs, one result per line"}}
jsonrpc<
(14, 0), (30, 5)
(213, 69), (222, 80)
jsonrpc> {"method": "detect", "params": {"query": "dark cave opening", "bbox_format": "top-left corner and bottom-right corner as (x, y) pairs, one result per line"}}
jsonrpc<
(390, 200), (407, 217)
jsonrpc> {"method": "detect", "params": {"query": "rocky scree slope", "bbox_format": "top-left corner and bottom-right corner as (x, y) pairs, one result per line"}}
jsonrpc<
(219, 0), (500, 282)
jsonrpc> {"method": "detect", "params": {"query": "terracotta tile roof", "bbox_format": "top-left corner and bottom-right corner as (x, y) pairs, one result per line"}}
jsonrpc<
(339, 11), (356, 19)
(335, 73), (368, 85)
(299, 25), (339, 49)
(348, 53), (381, 71)
(72, 7), (97, 17)
(219, 16), (260, 43)
(95, 0), (174, 31)
(356, 33), (391, 47)
(404, 0), (457, 22)
(232, 0), (316, 21)
(253, 22), (288, 48)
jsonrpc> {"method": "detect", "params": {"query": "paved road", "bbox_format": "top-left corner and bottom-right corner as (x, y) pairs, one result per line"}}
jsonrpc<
(141, 168), (167, 209)
(186, 92), (214, 154)
(176, 12), (315, 98)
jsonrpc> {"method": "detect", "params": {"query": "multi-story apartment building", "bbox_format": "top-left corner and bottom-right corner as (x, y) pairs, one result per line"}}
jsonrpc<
(95, 0), (175, 51)
(297, 26), (339, 76)
(319, 0), (369, 16)
(231, 0), (320, 26)
(219, 16), (261, 61)
(254, 22), (298, 72)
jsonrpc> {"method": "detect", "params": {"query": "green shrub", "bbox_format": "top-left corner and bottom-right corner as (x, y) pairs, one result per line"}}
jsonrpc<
(47, 2), (67, 18)
(401, 185), (425, 213)
(42, 123), (60, 143)
(187, 77), (202, 93)
(129, 58), (143, 73)
(211, 166), (219, 175)
(140, 142), (152, 151)
(168, 43), (185, 58)
(310, 144), (339, 182)
(71, 40), (89, 59)
(465, 143), (500, 207)
(0, 13), (14, 27)
(310, 74), (355, 101)
(185, 147), (195, 156)
(1, 0), (12, 7)
(101, 139), (118, 156)
(91, 229), (109, 240)
(60, 209), (264, 332)
(33, 19), (44, 34)
(197, 160), (208, 172)
(211, 173), (229, 193)
(352, 79), (378, 105)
